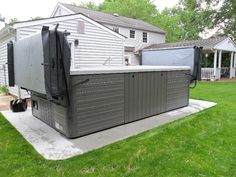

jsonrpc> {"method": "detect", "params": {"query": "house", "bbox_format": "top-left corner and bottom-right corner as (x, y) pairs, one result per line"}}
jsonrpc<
(51, 3), (166, 65)
(144, 36), (236, 80)
(0, 13), (125, 97)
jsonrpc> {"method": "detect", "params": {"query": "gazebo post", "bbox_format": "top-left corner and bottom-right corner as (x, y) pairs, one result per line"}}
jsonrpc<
(213, 50), (218, 80)
(218, 50), (222, 68)
(234, 52), (236, 68)
(234, 52), (236, 77)
(230, 52), (235, 78)
(218, 50), (222, 80)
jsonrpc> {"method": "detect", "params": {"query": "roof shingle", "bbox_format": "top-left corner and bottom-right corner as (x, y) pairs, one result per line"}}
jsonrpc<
(144, 36), (228, 50)
(61, 3), (165, 34)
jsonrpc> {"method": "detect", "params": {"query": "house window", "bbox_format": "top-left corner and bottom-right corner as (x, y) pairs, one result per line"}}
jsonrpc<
(113, 27), (119, 33)
(77, 21), (85, 34)
(143, 32), (148, 43)
(130, 30), (135, 38)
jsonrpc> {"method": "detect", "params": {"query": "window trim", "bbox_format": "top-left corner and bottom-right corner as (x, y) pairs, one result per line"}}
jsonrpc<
(130, 30), (136, 39)
(143, 32), (148, 43)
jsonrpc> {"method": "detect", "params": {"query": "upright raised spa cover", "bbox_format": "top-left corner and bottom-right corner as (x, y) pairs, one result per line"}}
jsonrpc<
(8, 26), (71, 102)
(41, 26), (71, 101)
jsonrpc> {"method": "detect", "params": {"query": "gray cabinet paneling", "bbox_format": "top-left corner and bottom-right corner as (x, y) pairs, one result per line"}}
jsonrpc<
(125, 72), (167, 123)
(32, 70), (190, 138)
(166, 70), (190, 111)
(32, 94), (69, 136)
(70, 74), (125, 137)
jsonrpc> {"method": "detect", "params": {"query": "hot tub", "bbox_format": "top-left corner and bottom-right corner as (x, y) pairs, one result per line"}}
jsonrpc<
(31, 66), (191, 138)
(8, 28), (192, 138)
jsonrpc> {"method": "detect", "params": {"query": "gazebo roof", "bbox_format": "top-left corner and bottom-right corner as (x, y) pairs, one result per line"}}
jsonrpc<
(145, 37), (236, 52)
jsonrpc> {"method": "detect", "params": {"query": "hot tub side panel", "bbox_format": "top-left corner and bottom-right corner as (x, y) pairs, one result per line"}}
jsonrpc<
(31, 94), (70, 136)
(31, 69), (190, 138)
(124, 70), (190, 123)
(124, 72), (167, 123)
(69, 74), (125, 137)
(166, 70), (190, 111)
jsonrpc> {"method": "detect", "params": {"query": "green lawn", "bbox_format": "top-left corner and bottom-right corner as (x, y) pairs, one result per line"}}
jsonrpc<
(1, 82), (236, 177)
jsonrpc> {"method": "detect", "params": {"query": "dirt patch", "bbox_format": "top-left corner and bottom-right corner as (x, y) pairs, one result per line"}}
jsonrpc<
(216, 78), (236, 82)
(202, 78), (236, 83)
(0, 95), (14, 111)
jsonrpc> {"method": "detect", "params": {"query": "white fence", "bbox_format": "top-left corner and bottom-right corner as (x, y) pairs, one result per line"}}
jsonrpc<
(221, 67), (230, 76)
(201, 68), (214, 80)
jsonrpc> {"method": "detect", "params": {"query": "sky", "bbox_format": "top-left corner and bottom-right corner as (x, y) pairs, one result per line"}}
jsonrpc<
(0, 0), (179, 22)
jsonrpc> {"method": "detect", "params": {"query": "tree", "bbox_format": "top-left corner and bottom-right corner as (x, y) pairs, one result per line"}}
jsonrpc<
(79, 1), (102, 10)
(9, 18), (18, 25)
(0, 14), (5, 22)
(101, 0), (157, 21)
(203, 0), (236, 39)
(99, 0), (213, 42)
(75, 0), (213, 42)
(150, 8), (183, 42)
(0, 14), (5, 29)
(169, 0), (213, 40)
(150, 0), (214, 42)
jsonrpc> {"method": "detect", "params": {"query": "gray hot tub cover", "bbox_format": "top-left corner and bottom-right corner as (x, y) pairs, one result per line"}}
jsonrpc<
(41, 26), (71, 102)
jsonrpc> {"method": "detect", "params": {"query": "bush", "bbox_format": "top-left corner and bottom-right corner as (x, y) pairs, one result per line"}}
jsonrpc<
(0, 86), (9, 94)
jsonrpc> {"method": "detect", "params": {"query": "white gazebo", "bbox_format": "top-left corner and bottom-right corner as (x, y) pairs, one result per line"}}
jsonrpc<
(201, 37), (236, 80)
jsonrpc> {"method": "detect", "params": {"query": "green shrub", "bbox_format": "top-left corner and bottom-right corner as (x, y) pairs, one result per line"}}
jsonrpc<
(0, 86), (9, 94)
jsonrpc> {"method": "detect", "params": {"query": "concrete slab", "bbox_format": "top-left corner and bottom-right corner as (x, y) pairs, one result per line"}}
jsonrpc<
(1, 99), (216, 160)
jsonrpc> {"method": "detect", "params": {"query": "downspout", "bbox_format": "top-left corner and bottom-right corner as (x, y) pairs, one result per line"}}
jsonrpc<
(139, 49), (142, 65)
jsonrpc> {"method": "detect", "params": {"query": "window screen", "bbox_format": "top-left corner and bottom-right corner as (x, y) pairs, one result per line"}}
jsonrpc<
(130, 30), (135, 38)
(143, 32), (148, 43)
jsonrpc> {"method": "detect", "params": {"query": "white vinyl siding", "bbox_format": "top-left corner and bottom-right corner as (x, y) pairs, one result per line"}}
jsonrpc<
(105, 25), (165, 66)
(17, 17), (124, 68)
(51, 5), (165, 66)
(105, 25), (165, 51)
(0, 37), (12, 87)
(0, 36), (18, 96)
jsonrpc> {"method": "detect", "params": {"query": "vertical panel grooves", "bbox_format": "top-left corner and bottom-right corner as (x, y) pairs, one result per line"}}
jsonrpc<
(125, 70), (189, 123)
(125, 71), (168, 123)
(32, 70), (190, 138)
(166, 70), (190, 111)
(71, 74), (125, 136)
(32, 95), (69, 136)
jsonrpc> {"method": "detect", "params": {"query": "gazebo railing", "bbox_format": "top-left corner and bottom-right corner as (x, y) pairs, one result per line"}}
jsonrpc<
(201, 68), (214, 80)
(221, 67), (230, 77)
